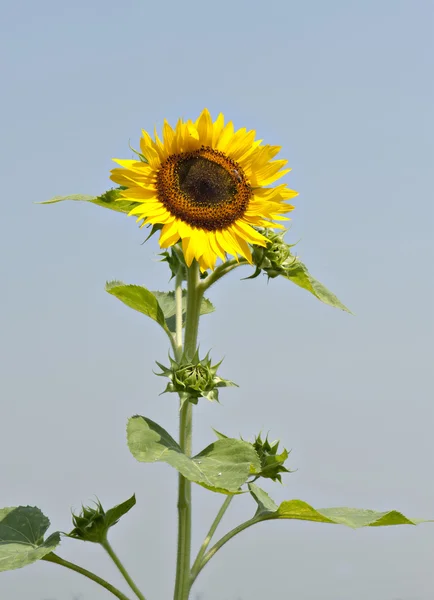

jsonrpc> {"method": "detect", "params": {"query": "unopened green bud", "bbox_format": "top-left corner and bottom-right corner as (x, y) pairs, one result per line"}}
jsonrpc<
(68, 495), (136, 544)
(250, 229), (298, 280)
(253, 433), (292, 483)
(156, 350), (237, 406)
(69, 501), (107, 543)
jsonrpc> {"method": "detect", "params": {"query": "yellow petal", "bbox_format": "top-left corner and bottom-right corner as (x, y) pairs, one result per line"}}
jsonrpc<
(162, 120), (175, 154)
(228, 227), (253, 262)
(186, 121), (199, 140)
(216, 121), (234, 152)
(119, 187), (158, 200)
(234, 220), (267, 244)
(140, 131), (162, 169)
(112, 159), (153, 174)
(226, 129), (256, 161)
(220, 228), (252, 262)
(216, 229), (238, 257)
(212, 113), (225, 147)
(196, 108), (213, 146)
(159, 221), (181, 247)
(182, 236), (196, 267)
(208, 231), (227, 262)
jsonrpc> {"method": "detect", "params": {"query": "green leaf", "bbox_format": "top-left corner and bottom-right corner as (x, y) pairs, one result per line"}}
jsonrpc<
(248, 484), (429, 528)
(153, 290), (215, 333)
(38, 188), (138, 215)
(248, 483), (278, 514)
(104, 494), (136, 529)
(0, 506), (60, 572)
(106, 282), (167, 331)
(283, 259), (351, 313)
(127, 416), (261, 493)
(106, 285), (215, 338)
(212, 428), (229, 440)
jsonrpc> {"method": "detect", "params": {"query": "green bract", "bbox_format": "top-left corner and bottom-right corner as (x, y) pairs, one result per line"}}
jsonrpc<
(251, 229), (298, 279)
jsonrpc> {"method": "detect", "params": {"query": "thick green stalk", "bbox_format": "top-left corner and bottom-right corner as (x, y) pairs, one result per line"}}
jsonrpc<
(174, 260), (203, 600)
(42, 553), (132, 600)
(102, 539), (147, 600)
(189, 495), (233, 586)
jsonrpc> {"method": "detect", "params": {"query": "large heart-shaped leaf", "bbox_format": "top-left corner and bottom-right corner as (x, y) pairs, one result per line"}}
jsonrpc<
(0, 506), (60, 572)
(39, 188), (137, 215)
(249, 484), (428, 528)
(127, 416), (261, 493)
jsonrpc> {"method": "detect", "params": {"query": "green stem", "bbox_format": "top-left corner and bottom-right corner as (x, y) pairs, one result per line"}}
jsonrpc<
(174, 269), (184, 360)
(42, 553), (132, 600)
(189, 495), (234, 585)
(199, 258), (248, 293)
(102, 539), (147, 600)
(174, 260), (203, 600)
(189, 516), (261, 588)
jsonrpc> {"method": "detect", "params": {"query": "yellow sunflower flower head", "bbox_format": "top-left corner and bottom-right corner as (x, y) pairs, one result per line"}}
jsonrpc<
(110, 109), (298, 271)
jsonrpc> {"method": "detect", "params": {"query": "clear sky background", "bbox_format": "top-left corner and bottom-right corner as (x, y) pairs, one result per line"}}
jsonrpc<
(1, 1), (433, 599)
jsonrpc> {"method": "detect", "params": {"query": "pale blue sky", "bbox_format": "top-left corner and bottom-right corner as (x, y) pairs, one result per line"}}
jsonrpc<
(1, 1), (433, 599)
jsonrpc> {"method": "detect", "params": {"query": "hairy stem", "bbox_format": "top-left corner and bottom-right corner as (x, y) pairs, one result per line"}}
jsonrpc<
(174, 260), (203, 600)
(102, 539), (147, 600)
(42, 553), (132, 600)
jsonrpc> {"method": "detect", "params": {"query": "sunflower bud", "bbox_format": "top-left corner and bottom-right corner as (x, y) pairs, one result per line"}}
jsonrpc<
(69, 501), (108, 543)
(69, 495), (136, 544)
(253, 434), (292, 483)
(156, 350), (237, 405)
(251, 229), (298, 279)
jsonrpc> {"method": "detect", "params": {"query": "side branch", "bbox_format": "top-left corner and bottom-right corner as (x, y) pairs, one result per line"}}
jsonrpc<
(42, 553), (133, 600)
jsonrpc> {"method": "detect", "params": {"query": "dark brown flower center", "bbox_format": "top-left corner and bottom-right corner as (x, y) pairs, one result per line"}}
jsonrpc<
(156, 146), (252, 231)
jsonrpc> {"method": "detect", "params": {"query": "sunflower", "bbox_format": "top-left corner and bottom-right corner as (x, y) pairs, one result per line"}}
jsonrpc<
(110, 109), (298, 271)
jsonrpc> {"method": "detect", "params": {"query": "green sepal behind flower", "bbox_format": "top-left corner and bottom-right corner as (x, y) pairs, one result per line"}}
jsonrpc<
(68, 495), (136, 544)
(156, 350), (237, 406)
(159, 243), (186, 281)
(252, 433), (292, 483)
